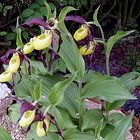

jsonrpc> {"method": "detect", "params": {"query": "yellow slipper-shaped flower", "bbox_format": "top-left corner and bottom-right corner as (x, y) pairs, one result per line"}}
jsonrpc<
(74, 24), (88, 41)
(80, 41), (96, 56)
(34, 30), (53, 50)
(0, 71), (12, 83)
(36, 121), (46, 137)
(7, 53), (20, 73)
(36, 118), (49, 137)
(19, 110), (35, 127)
(23, 37), (36, 54)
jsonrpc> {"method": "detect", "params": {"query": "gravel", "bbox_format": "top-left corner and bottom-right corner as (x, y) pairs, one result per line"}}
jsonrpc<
(0, 114), (26, 140)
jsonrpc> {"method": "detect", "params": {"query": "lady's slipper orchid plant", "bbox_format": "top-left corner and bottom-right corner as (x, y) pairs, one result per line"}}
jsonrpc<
(0, 4), (135, 140)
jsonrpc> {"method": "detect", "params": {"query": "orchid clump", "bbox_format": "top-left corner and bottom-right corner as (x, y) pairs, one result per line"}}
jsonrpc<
(1, 3), (136, 140)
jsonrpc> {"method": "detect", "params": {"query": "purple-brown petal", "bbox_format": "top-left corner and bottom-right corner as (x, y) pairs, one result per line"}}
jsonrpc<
(65, 15), (86, 24)
(20, 18), (50, 30)
(20, 101), (36, 116)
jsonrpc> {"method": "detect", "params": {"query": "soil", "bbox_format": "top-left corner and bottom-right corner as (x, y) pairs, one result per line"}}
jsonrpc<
(131, 117), (140, 140)
(0, 115), (26, 140)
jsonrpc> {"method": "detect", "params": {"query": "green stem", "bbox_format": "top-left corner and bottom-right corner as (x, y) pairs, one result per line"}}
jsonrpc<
(99, 25), (105, 46)
(104, 101), (109, 122)
(106, 54), (110, 76)
(98, 25), (110, 76)
(78, 80), (85, 128)
(78, 80), (82, 92)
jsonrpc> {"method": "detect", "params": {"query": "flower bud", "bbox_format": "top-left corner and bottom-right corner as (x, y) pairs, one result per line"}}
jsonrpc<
(23, 38), (36, 54)
(74, 24), (88, 41)
(19, 110), (35, 127)
(80, 41), (96, 56)
(34, 30), (52, 50)
(36, 118), (49, 137)
(7, 53), (20, 73)
(0, 71), (12, 82)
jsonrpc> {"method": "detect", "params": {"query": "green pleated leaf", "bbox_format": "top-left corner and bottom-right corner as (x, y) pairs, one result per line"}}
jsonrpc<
(93, 6), (100, 27)
(64, 132), (96, 140)
(105, 100), (126, 111)
(48, 72), (77, 105)
(33, 79), (42, 100)
(16, 17), (24, 48)
(14, 75), (34, 101)
(59, 6), (76, 22)
(52, 107), (64, 129)
(47, 132), (60, 140)
(95, 119), (104, 139)
(105, 113), (133, 140)
(44, 2), (53, 20)
(60, 82), (79, 118)
(59, 108), (77, 129)
(59, 33), (85, 78)
(81, 109), (104, 131)
(0, 128), (12, 140)
(8, 103), (20, 124)
(106, 30), (134, 56)
(57, 6), (85, 78)
(81, 76), (136, 103)
(58, 6), (77, 34)
(120, 71), (140, 91)
(30, 60), (48, 75)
